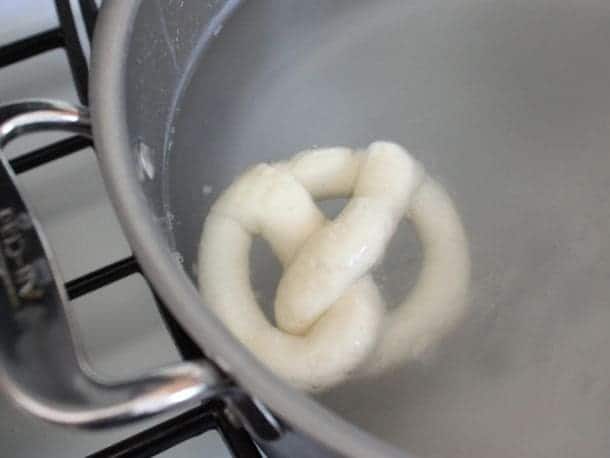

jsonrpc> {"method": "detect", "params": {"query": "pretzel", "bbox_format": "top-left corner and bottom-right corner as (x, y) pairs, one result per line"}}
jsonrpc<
(199, 142), (470, 391)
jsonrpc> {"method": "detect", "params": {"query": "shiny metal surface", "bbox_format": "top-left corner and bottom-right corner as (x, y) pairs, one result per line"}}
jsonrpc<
(92, 1), (610, 457)
(0, 100), (225, 428)
(0, 100), (90, 147)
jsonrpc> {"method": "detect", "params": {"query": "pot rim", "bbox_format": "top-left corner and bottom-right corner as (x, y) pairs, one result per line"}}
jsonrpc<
(89, 1), (406, 457)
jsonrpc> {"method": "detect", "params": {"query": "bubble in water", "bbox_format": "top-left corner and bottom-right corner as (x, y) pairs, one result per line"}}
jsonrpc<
(135, 140), (155, 181)
(164, 211), (179, 232)
(173, 252), (184, 265)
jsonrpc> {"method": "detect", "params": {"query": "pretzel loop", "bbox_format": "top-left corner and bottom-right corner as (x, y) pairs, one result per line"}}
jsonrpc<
(199, 142), (470, 391)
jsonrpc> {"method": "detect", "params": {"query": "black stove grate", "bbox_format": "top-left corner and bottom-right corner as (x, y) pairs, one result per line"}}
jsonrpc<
(0, 1), (261, 456)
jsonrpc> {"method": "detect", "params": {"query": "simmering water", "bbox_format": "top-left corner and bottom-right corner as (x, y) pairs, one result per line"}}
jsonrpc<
(166, 1), (610, 456)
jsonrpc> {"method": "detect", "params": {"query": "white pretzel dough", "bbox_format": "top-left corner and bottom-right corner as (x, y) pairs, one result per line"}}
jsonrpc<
(198, 142), (470, 391)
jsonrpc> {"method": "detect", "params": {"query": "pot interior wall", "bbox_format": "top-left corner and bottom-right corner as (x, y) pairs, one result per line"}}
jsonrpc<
(125, 1), (610, 457)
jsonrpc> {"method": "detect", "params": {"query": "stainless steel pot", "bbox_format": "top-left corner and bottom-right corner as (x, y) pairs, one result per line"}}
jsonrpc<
(2, 1), (610, 457)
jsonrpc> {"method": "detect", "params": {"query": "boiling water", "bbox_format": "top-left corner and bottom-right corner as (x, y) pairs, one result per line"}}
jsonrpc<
(166, 1), (610, 456)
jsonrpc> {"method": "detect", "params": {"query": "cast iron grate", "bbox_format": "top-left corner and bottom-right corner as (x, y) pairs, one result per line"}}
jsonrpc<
(0, 1), (260, 456)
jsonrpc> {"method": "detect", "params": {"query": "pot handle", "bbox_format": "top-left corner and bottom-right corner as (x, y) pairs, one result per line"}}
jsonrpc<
(0, 100), (226, 428)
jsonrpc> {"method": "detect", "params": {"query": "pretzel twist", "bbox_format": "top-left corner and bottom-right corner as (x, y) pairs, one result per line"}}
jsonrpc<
(199, 142), (470, 391)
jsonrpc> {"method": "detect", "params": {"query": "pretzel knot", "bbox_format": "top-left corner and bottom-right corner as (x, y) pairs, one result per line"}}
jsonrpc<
(199, 142), (470, 391)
